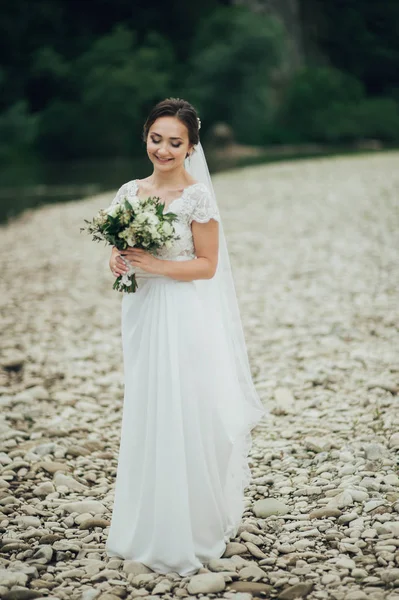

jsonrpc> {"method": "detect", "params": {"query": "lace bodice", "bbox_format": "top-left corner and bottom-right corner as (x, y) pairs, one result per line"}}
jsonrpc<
(109, 179), (220, 263)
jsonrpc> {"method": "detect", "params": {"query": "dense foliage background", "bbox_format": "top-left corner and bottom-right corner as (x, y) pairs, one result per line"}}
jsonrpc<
(1, 0), (398, 163)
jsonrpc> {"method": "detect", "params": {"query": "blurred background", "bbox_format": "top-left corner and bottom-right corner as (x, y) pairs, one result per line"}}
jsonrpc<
(1, 0), (398, 222)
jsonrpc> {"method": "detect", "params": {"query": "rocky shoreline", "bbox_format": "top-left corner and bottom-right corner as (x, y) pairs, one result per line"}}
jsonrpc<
(1, 152), (398, 599)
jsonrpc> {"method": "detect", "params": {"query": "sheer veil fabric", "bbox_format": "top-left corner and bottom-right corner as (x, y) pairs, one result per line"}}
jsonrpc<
(186, 142), (268, 436)
(183, 141), (268, 534)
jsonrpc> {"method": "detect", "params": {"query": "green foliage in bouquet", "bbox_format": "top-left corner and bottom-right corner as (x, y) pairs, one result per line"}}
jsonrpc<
(81, 195), (180, 293)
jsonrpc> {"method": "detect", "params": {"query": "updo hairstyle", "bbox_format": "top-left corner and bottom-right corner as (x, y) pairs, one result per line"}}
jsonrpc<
(142, 98), (200, 148)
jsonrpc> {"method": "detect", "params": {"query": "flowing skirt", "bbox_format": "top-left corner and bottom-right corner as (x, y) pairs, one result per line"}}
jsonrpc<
(105, 274), (264, 576)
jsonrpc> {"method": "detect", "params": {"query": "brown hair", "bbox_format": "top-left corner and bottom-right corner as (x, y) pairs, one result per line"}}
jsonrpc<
(142, 98), (200, 146)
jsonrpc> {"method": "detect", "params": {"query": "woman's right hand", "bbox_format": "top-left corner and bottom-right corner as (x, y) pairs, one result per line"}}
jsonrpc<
(109, 247), (130, 278)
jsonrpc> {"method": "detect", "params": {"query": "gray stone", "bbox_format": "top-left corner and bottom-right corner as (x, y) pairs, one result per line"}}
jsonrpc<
(207, 558), (237, 572)
(380, 568), (399, 583)
(29, 545), (53, 564)
(32, 481), (55, 496)
(187, 573), (226, 594)
(90, 569), (120, 582)
(131, 573), (157, 587)
(222, 542), (248, 557)
(304, 437), (331, 453)
(327, 490), (353, 509)
(309, 507), (342, 519)
(278, 582), (314, 599)
(53, 472), (87, 491)
(62, 500), (106, 514)
(364, 500), (386, 513)
(16, 516), (41, 528)
(335, 557), (356, 570)
(384, 474), (399, 486)
(272, 387), (295, 415)
(253, 498), (289, 518)
(0, 569), (29, 587)
(79, 517), (110, 529)
(153, 580), (173, 594)
(226, 581), (272, 596)
(389, 433), (399, 449)
(36, 461), (69, 474)
(239, 565), (267, 579)
(122, 560), (153, 575)
(344, 592), (370, 600)
(32, 442), (58, 457)
(245, 541), (267, 558)
(2, 590), (44, 600)
(364, 443), (386, 460)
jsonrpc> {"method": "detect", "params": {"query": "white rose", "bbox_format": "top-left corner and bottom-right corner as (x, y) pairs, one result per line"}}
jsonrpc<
(165, 240), (173, 249)
(147, 214), (160, 226)
(106, 203), (119, 217)
(127, 197), (141, 211)
(162, 221), (173, 236)
(149, 225), (161, 238)
(135, 212), (149, 224)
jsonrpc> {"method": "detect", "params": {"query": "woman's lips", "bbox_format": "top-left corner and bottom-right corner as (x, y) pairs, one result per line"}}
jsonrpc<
(154, 155), (173, 163)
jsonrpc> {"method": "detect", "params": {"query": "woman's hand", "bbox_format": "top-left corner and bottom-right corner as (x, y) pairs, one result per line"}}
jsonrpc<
(119, 248), (164, 275)
(109, 247), (130, 278)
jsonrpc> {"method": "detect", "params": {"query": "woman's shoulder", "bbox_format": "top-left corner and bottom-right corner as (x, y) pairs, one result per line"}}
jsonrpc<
(184, 182), (220, 223)
(116, 179), (139, 193)
(110, 179), (138, 207)
(184, 181), (212, 202)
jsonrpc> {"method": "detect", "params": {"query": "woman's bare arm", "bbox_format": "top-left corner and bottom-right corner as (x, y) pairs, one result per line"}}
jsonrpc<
(119, 219), (219, 281)
(158, 219), (219, 281)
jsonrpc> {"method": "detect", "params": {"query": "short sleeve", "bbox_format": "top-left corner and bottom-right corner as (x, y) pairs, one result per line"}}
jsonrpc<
(108, 180), (137, 209)
(189, 184), (221, 225)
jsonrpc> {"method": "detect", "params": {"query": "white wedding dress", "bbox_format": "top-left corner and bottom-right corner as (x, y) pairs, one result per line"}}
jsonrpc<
(105, 179), (265, 575)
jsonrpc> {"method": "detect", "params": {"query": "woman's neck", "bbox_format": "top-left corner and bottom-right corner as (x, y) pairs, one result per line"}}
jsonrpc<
(149, 166), (192, 190)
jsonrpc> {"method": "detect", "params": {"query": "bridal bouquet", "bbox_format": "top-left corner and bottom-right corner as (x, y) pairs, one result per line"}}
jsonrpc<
(81, 195), (179, 293)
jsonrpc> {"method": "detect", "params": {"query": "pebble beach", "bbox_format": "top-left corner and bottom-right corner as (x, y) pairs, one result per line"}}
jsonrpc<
(1, 151), (399, 600)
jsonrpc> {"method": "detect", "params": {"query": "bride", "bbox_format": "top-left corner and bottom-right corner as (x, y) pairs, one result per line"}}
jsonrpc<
(104, 98), (267, 576)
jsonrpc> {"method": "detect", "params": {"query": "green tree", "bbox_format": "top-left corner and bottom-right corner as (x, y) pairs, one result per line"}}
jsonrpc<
(37, 26), (175, 158)
(276, 66), (399, 143)
(184, 6), (285, 144)
(301, 0), (399, 96)
(277, 67), (364, 141)
(0, 101), (38, 162)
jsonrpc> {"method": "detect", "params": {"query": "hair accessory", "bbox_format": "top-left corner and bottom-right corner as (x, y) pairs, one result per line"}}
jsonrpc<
(197, 118), (201, 130)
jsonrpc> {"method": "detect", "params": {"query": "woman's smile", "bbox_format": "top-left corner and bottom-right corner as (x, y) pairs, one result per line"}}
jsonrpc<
(154, 154), (174, 164)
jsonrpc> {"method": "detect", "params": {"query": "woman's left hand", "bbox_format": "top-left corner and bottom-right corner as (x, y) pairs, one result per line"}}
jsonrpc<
(119, 248), (164, 275)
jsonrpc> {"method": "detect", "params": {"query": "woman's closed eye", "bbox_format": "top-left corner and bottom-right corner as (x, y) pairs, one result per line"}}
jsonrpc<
(151, 138), (182, 148)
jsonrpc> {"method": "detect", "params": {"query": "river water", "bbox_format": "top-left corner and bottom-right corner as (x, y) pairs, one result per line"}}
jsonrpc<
(1, 144), (381, 223)
(0, 156), (153, 224)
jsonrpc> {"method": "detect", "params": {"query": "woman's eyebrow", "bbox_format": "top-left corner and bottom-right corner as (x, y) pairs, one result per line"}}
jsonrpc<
(151, 132), (183, 141)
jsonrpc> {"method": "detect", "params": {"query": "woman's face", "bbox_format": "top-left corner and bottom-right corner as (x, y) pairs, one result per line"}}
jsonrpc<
(146, 116), (192, 172)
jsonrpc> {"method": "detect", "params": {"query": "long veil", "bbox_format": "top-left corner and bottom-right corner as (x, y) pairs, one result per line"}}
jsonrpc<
(185, 142), (268, 444)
